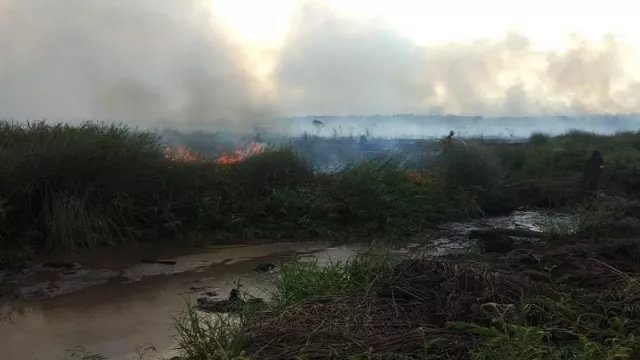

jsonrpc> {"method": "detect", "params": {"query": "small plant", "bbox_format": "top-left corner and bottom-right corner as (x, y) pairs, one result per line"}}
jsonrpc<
(173, 303), (251, 360)
(271, 250), (398, 306)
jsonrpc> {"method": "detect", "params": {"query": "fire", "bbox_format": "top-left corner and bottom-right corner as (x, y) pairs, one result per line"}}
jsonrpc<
(408, 172), (431, 184)
(164, 145), (198, 162)
(162, 142), (264, 165)
(216, 142), (263, 165)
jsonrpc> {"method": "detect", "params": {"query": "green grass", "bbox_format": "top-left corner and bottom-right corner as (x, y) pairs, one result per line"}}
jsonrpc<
(0, 121), (493, 265)
(173, 304), (251, 360)
(539, 198), (619, 239)
(270, 249), (398, 307)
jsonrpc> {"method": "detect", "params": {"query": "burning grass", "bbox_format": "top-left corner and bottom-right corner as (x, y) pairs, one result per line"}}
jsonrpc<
(1, 120), (640, 268)
(0, 121), (483, 265)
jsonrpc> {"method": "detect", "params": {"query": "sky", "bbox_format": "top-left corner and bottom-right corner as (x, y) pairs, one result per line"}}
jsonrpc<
(0, 0), (638, 132)
(214, 0), (638, 49)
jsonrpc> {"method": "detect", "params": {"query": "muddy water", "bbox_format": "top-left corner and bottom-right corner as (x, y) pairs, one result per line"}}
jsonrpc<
(0, 242), (366, 360)
(0, 210), (563, 360)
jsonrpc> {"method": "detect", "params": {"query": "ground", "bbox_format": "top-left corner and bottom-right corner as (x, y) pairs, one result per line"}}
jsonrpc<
(174, 197), (640, 360)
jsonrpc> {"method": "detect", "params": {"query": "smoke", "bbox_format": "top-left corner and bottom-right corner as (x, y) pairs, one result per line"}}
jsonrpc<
(275, 1), (640, 117)
(0, 0), (639, 135)
(0, 0), (279, 133)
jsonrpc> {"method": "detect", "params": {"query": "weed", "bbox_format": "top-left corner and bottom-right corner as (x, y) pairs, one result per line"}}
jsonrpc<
(173, 303), (251, 360)
(271, 250), (398, 306)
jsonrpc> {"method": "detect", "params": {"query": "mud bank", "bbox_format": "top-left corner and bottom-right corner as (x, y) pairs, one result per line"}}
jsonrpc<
(0, 210), (559, 360)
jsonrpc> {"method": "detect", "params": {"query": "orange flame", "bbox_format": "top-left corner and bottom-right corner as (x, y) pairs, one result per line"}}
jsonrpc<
(408, 172), (431, 184)
(216, 142), (264, 165)
(164, 145), (198, 162)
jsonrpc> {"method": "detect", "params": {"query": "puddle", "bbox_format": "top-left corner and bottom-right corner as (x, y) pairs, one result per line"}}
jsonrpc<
(0, 210), (563, 360)
(422, 210), (569, 254)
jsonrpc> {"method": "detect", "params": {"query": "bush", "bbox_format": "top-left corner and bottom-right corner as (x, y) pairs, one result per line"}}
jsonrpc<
(322, 160), (475, 233)
(0, 121), (173, 254)
(435, 142), (511, 214)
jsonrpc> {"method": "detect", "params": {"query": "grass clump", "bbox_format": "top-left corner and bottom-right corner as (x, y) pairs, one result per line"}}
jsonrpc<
(436, 141), (513, 215)
(0, 121), (172, 257)
(173, 303), (251, 360)
(271, 250), (398, 307)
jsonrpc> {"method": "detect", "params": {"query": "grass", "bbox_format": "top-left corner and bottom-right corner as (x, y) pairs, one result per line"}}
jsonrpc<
(539, 200), (618, 239)
(29, 122), (639, 360)
(499, 129), (640, 207)
(173, 304), (250, 360)
(270, 249), (398, 307)
(170, 216), (640, 359)
(2, 121), (640, 266)
(0, 120), (515, 265)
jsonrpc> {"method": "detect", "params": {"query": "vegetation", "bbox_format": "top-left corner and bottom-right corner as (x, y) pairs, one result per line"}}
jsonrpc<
(172, 200), (640, 359)
(1, 121), (640, 267)
(1, 120), (637, 359)
(165, 128), (640, 360)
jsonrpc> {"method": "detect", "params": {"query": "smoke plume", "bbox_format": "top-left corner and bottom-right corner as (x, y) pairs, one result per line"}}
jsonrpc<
(0, 0), (278, 133)
(0, 0), (639, 134)
(275, 1), (640, 116)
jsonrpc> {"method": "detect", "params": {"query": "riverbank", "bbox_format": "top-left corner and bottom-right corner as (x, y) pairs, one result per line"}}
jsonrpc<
(174, 196), (640, 360)
(0, 210), (556, 360)
(2, 120), (639, 268)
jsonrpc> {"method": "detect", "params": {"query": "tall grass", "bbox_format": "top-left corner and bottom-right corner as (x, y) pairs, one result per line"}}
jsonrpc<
(173, 303), (250, 360)
(0, 121), (174, 256)
(0, 121), (485, 264)
(2, 121), (640, 264)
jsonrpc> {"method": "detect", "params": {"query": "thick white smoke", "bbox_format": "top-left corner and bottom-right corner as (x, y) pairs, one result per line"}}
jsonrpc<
(0, 0), (639, 135)
(0, 0), (279, 133)
(275, 1), (640, 117)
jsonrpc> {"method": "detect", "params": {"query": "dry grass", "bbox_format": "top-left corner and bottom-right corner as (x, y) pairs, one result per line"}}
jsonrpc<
(237, 234), (640, 359)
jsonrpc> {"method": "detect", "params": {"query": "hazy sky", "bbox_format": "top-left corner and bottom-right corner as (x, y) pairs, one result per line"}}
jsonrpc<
(214, 0), (637, 48)
(0, 0), (638, 131)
